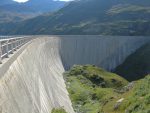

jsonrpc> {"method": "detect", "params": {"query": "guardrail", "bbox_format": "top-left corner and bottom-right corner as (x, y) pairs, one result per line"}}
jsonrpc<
(0, 36), (14, 39)
(0, 36), (32, 64)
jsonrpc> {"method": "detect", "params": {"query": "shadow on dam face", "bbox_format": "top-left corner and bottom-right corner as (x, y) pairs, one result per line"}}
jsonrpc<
(0, 35), (150, 113)
(59, 36), (150, 71)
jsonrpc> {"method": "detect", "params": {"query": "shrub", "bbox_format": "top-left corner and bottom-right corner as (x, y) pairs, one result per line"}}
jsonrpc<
(51, 108), (67, 113)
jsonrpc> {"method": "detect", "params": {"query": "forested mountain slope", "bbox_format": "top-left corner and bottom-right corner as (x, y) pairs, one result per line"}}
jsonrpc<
(0, 0), (65, 23)
(115, 42), (150, 81)
(1, 0), (150, 35)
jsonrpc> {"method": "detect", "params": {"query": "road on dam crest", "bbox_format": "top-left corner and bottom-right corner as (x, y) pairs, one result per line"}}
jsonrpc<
(0, 35), (150, 113)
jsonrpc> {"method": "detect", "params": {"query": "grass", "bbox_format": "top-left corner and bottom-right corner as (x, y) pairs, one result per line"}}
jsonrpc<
(64, 65), (128, 113)
(125, 75), (150, 113)
(103, 75), (150, 113)
(51, 108), (67, 113)
(64, 65), (150, 113)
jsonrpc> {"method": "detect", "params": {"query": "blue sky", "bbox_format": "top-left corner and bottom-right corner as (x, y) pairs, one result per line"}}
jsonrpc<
(13, 0), (72, 3)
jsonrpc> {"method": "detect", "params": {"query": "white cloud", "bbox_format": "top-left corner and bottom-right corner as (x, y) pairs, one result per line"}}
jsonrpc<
(53, 0), (74, 1)
(13, 0), (73, 2)
(13, 0), (29, 3)
(59, 0), (73, 1)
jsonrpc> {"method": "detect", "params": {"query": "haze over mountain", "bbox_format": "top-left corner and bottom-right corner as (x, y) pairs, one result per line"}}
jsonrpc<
(24, 0), (66, 13)
(0, 0), (66, 23)
(0, 0), (15, 5)
(0, 0), (150, 35)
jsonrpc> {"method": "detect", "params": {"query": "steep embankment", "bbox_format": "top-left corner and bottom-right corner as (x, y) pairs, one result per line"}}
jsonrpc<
(115, 42), (150, 81)
(0, 36), (150, 113)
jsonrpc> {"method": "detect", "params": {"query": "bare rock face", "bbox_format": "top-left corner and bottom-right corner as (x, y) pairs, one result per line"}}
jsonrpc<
(0, 36), (150, 113)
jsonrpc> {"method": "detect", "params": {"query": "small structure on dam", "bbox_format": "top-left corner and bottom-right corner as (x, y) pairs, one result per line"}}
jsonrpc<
(0, 35), (150, 113)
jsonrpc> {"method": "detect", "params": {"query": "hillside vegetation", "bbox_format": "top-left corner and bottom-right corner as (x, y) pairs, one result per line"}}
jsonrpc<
(64, 65), (150, 113)
(103, 74), (150, 113)
(0, 9), (37, 23)
(64, 65), (128, 113)
(1, 0), (150, 35)
(115, 42), (150, 81)
(51, 108), (67, 113)
(0, 0), (65, 23)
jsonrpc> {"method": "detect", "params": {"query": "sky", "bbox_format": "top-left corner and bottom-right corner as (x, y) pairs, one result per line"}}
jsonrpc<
(13, 0), (72, 3)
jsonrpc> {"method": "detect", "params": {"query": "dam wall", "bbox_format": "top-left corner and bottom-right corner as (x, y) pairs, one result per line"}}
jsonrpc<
(59, 36), (150, 70)
(0, 37), (74, 113)
(0, 36), (150, 113)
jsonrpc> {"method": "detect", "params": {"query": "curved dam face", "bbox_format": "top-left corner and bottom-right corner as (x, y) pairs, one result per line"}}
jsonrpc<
(0, 37), (74, 113)
(59, 36), (150, 70)
(0, 36), (150, 113)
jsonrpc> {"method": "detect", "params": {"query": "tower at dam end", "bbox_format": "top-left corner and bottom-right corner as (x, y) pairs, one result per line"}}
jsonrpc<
(0, 35), (150, 113)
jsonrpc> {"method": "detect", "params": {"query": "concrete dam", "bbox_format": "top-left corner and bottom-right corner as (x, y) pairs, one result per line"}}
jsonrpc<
(0, 35), (150, 113)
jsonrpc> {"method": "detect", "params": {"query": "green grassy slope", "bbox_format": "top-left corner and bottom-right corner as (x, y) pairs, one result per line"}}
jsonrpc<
(64, 65), (128, 113)
(51, 108), (67, 113)
(1, 0), (150, 35)
(64, 65), (150, 113)
(103, 74), (150, 113)
(115, 42), (150, 81)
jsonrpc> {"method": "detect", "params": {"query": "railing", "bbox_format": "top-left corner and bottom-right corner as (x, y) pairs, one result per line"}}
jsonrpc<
(0, 36), (14, 39)
(0, 36), (32, 64)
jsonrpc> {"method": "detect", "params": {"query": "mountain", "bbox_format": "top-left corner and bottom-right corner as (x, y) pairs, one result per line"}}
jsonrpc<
(1, 0), (150, 35)
(0, 9), (37, 23)
(115, 42), (150, 81)
(0, 0), (66, 23)
(24, 0), (66, 13)
(0, 2), (38, 23)
(0, 0), (15, 5)
(0, 0), (66, 14)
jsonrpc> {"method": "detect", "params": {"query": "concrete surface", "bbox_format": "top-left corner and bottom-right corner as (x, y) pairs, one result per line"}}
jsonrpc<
(0, 35), (150, 113)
